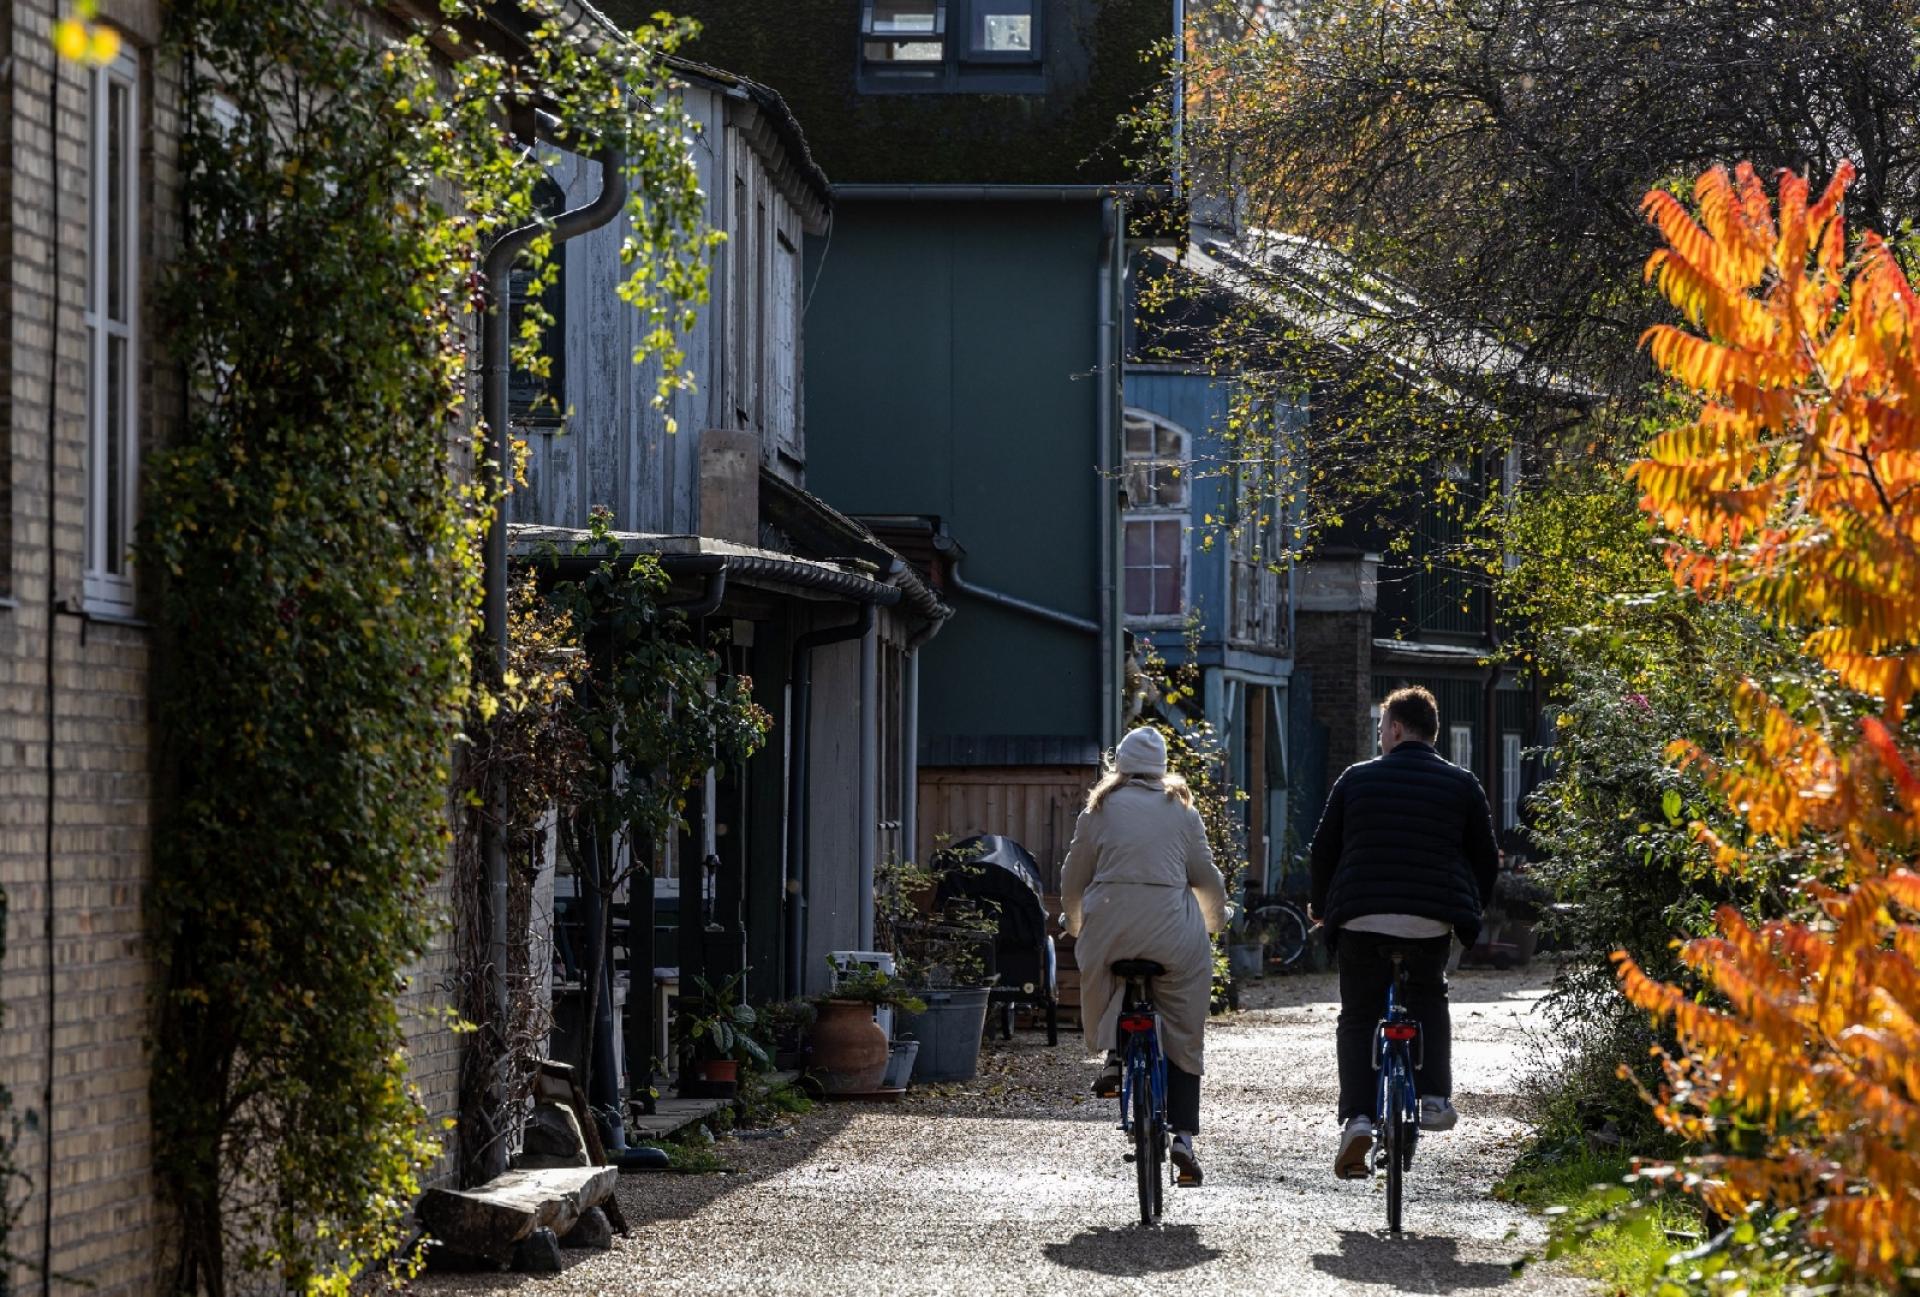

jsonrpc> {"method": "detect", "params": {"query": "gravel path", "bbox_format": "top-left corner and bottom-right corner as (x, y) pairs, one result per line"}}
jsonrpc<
(415, 967), (1592, 1295)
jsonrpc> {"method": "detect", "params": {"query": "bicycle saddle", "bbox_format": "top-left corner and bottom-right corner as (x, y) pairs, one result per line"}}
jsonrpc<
(1111, 959), (1166, 979)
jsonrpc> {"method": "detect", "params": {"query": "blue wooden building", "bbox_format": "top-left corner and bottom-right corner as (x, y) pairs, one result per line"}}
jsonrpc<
(1119, 369), (1299, 892)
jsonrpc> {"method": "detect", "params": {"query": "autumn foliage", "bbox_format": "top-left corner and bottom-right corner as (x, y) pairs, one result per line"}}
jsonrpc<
(1622, 161), (1920, 1280)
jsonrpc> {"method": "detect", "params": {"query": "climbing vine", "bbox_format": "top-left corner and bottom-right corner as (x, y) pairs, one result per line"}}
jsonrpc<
(142, 2), (717, 1291)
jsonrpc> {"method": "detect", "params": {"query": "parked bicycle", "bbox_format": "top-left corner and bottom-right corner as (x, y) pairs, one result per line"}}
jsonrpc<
(1112, 958), (1171, 1226)
(1245, 898), (1311, 973)
(1373, 949), (1422, 1233)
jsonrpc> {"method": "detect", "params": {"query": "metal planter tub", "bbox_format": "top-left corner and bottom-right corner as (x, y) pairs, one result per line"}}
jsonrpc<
(898, 986), (992, 1083)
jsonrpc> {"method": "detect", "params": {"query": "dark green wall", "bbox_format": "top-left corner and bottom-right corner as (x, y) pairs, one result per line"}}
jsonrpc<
(805, 200), (1105, 742)
(642, 0), (1171, 185)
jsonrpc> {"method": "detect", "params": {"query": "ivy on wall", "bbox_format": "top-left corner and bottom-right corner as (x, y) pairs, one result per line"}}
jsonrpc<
(142, 2), (717, 1291)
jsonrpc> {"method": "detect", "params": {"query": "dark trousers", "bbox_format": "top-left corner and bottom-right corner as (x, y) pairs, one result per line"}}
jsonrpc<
(1335, 931), (1453, 1122)
(1114, 1027), (1202, 1134)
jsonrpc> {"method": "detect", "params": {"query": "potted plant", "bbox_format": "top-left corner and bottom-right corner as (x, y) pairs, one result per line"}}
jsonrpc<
(893, 881), (1002, 1084)
(676, 972), (768, 1099)
(811, 965), (924, 1095)
(758, 997), (817, 1072)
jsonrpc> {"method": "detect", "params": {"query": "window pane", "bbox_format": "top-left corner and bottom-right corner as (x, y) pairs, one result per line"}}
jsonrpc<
(870, 0), (939, 32)
(974, 0), (1034, 51)
(1450, 724), (1473, 771)
(1157, 424), (1181, 459)
(864, 38), (944, 62)
(1153, 465), (1185, 507)
(1124, 520), (1151, 566)
(1125, 567), (1152, 618)
(106, 335), (126, 573)
(1501, 733), (1522, 829)
(1154, 557), (1181, 615)
(1124, 418), (1153, 456)
(1153, 519), (1182, 564)
(89, 75), (100, 314)
(109, 80), (127, 323)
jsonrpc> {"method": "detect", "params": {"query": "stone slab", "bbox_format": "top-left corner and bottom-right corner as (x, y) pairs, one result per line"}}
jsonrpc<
(625, 1072), (802, 1142)
(417, 1166), (618, 1265)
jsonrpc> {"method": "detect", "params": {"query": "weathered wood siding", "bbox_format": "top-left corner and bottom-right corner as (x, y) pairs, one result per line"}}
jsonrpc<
(804, 634), (863, 988)
(512, 81), (813, 534)
(917, 767), (1097, 894)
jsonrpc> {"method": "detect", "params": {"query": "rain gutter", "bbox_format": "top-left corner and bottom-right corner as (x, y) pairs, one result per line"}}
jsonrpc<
(833, 184), (1166, 203)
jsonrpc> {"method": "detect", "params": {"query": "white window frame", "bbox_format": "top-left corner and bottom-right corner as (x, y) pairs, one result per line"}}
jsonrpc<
(1500, 731), (1523, 830)
(1122, 409), (1191, 627)
(963, 0), (1042, 63)
(860, 0), (948, 74)
(85, 50), (141, 616)
(1449, 723), (1473, 775)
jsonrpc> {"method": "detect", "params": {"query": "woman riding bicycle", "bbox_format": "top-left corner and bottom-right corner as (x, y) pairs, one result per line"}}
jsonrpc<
(1061, 726), (1229, 1186)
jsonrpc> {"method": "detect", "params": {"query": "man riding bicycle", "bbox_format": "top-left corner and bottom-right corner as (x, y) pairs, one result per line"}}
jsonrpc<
(1307, 686), (1499, 1180)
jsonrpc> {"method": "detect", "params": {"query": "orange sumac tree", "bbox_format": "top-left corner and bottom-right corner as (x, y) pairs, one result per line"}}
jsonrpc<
(1622, 160), (1920, 1282)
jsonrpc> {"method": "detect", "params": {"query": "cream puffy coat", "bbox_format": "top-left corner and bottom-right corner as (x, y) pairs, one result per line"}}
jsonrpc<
(1060, 778), (1229, 1074)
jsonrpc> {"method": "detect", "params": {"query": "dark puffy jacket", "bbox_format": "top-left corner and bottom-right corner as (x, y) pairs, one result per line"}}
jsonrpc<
(1307, 741), (1500, 949)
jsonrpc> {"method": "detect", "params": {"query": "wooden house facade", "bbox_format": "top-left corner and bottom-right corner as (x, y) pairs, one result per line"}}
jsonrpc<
(1119, 368), (1300, 893)
(502, 60), (953, 1149)
(1131, 229), (1548, 878)
(659, 0), (1179, 892)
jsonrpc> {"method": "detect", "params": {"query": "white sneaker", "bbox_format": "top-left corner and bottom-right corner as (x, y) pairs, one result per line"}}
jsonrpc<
(1419, 1096), (1458, 1131)
(1335, 1117), (1374, 1179)
(1170, 1133), (1203, 1186)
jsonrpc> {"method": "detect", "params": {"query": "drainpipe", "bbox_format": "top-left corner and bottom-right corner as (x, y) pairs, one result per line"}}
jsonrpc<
(900, 615), (945, 870)
(784, 604), (876, 995)
(1097, 197), (1121, 749)
(930, 534), (1099, 636)
(478, 141), (626, 1175)
(662, 554), (728, 618)
(858, 618), (879, 950)
(1172, 0), (1186, 203)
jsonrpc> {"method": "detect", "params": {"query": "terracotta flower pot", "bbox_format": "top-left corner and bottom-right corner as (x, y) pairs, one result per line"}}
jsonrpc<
(697, 1058), (739, 1084)
(811, 998), (889, 1093)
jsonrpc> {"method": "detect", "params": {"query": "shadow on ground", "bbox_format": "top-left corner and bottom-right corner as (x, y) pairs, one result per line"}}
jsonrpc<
(1310, 1228), (1520, 1292)
(1042, 1224), (1224, 1276)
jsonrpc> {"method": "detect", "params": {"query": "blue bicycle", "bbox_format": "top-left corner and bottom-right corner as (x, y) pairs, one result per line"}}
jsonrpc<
(1112, 958), (1170, 1226)
(1373, 949), (1422, 1233)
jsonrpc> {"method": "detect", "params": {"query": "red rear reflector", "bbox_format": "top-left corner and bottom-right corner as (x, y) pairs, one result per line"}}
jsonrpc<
(1382, 1023), (1418, 1041)
(1119, 1015), (1155, 1033)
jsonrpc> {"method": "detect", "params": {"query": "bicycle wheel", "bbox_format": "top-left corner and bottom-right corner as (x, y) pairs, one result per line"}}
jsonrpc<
(1385, 1103), (1406, 1234)
(1153, 1122), (1166, 1217)
(1133, 1062), (1157, 1226)
(1254, 904), (1309, 971)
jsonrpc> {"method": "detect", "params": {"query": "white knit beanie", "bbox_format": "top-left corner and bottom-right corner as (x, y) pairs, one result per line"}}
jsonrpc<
(1114, 726), (1168, 777)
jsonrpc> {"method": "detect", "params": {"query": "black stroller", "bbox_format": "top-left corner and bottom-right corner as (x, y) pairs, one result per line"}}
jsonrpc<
(933, 834), (1060, 1046)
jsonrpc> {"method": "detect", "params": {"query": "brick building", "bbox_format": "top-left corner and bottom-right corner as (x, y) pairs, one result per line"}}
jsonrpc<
(4, 2), (463, 1288)
(2, 2), (179, 1288)
(2, 3), (945, 1288)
